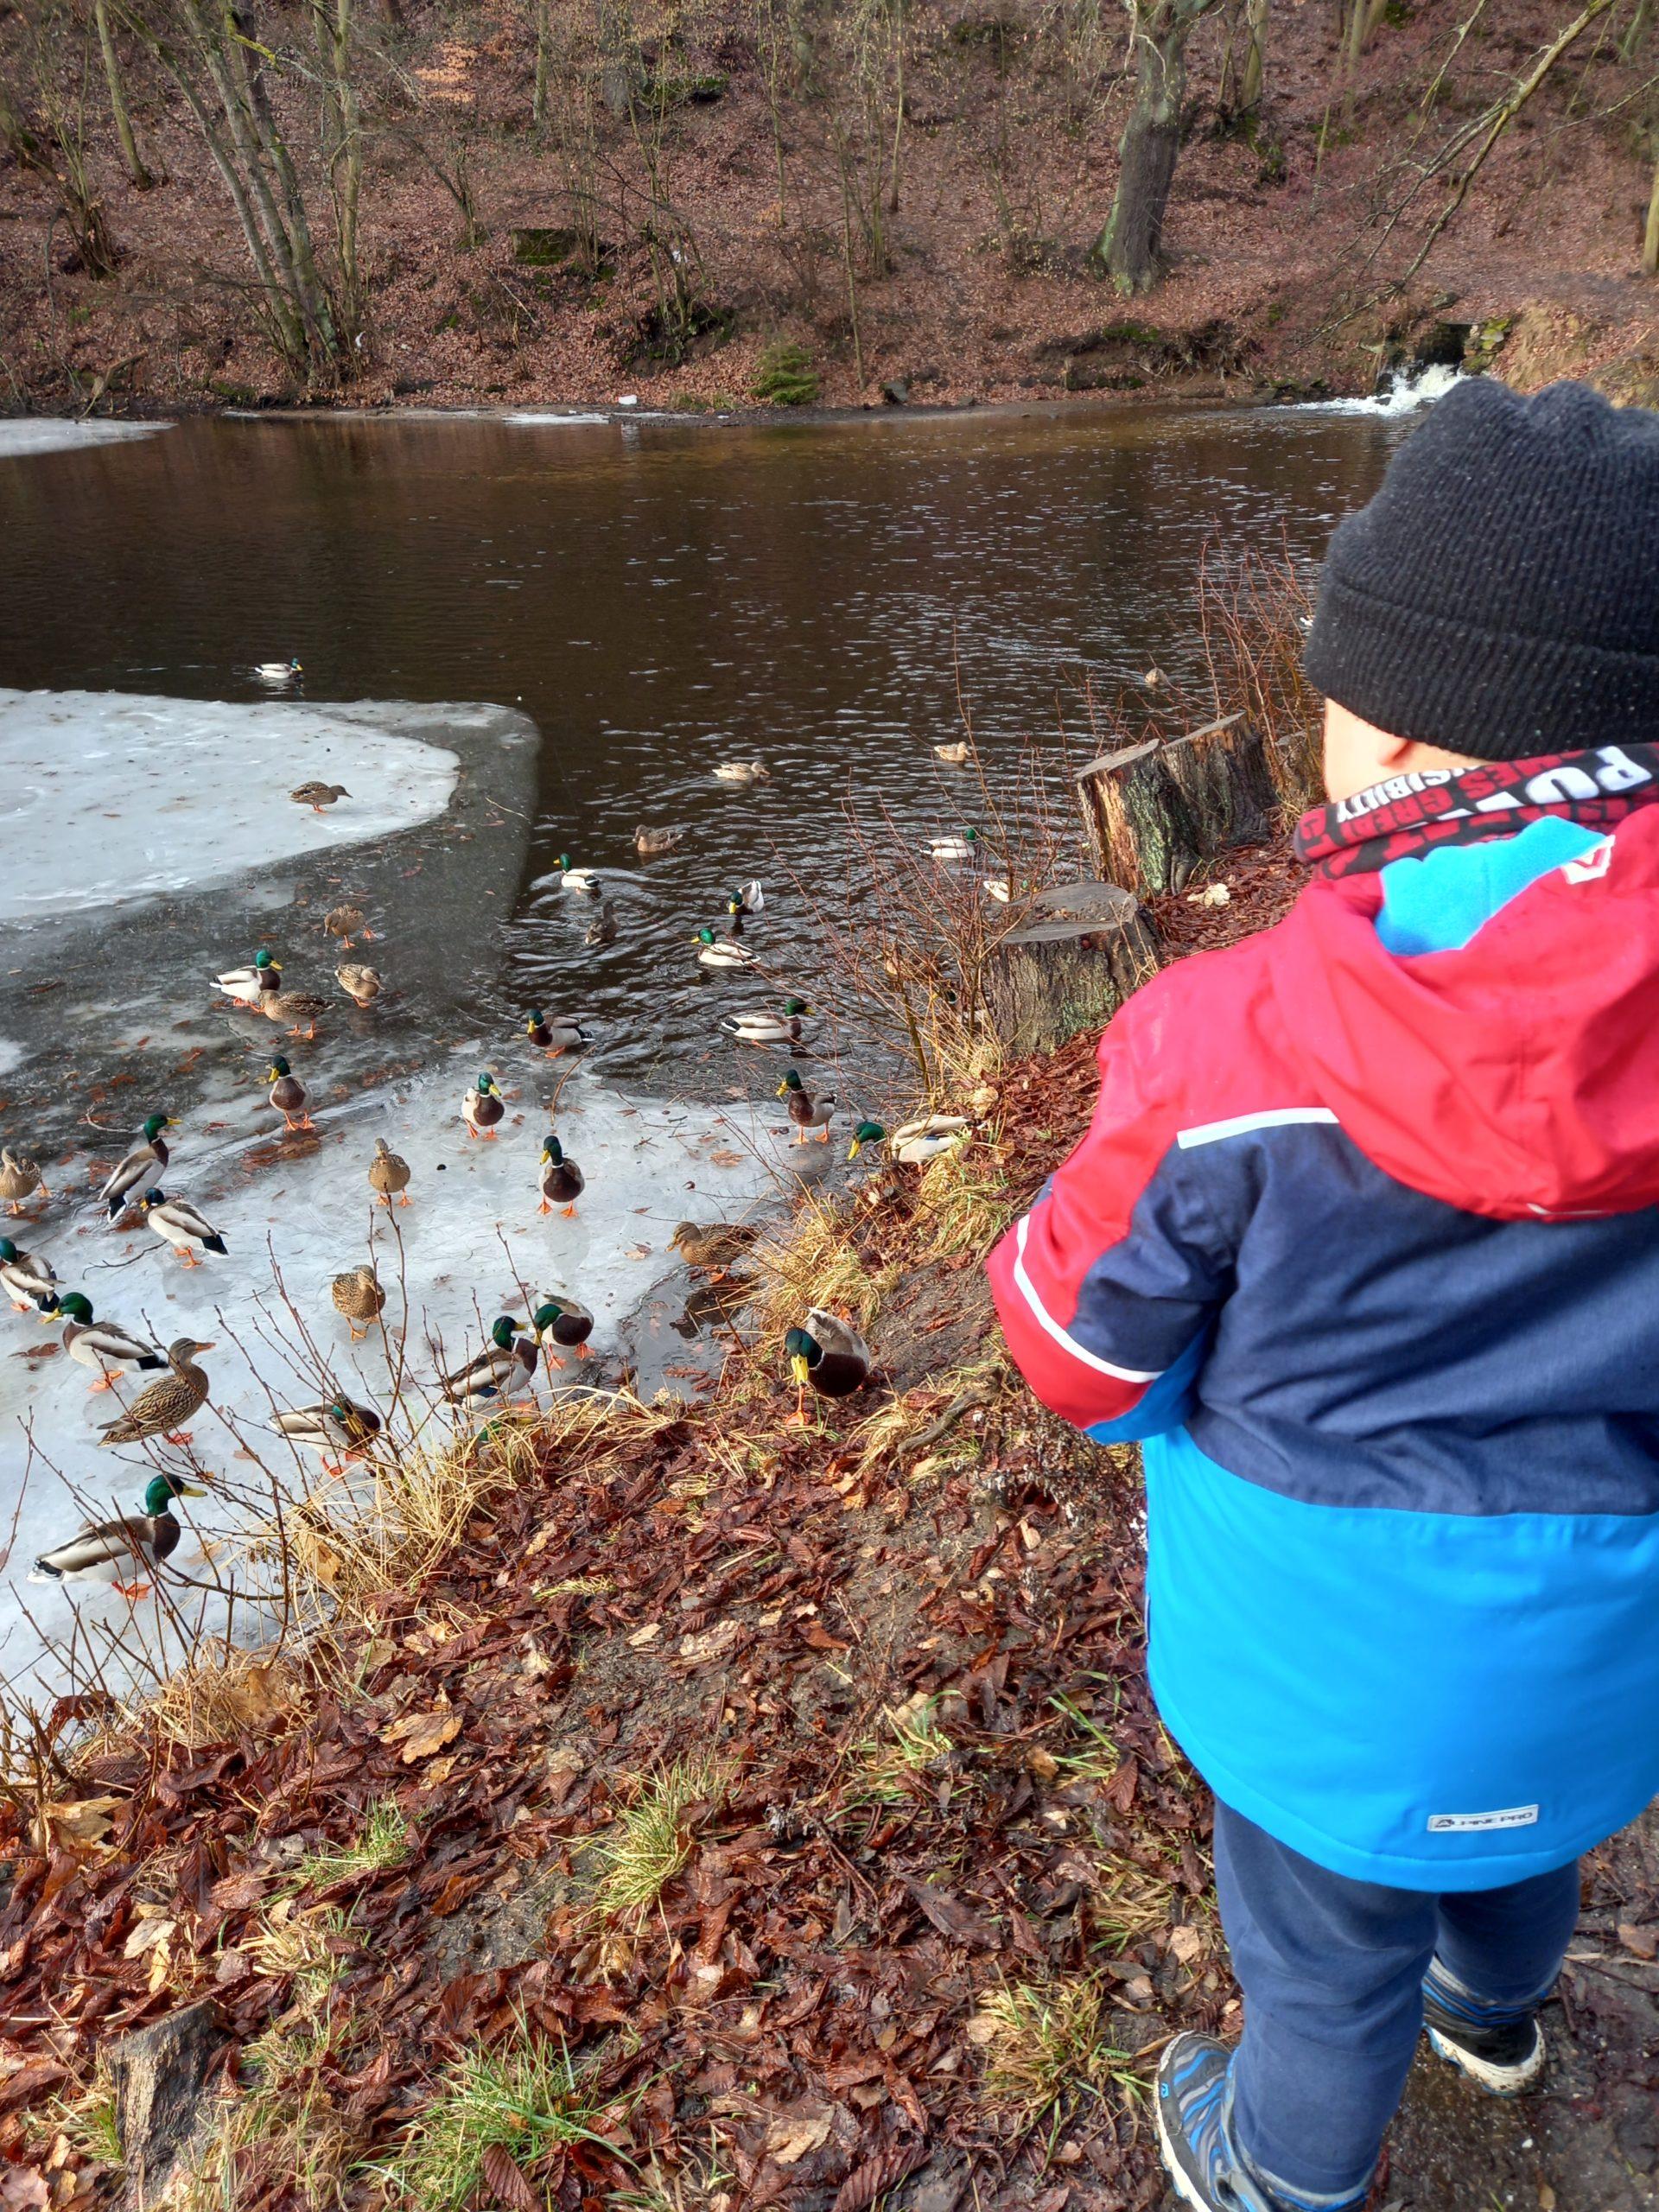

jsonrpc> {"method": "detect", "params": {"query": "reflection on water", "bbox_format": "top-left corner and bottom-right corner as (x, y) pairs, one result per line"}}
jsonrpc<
(0, 403), (1407, 1087)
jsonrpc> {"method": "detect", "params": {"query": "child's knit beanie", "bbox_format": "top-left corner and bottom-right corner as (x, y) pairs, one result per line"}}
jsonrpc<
(1305, 378), (1659, 761)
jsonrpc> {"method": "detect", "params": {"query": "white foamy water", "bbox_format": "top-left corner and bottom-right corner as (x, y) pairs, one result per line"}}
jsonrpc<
(0, 419), (171, 460)
(1294, 364), (1465, 418)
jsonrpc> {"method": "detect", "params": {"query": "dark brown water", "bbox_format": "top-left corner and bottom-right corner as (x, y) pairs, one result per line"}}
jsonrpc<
(0, 402), (1408, 1086)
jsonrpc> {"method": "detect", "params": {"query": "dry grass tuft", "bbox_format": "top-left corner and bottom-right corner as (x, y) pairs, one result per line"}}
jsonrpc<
(291, 1795), (410, 1890)
(848, 1691), (954, 1804)
(242, 1897), (353, 2011)
(970, 1974), (1142, 2122)
(185, 2020), (352, 2211)
(594, 1752), (729, 1919)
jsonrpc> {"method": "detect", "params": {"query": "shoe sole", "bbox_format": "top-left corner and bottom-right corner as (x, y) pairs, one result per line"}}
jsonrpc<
(1155, 2092), (1217, 2212)
(1426, 2022), (1544, 2096)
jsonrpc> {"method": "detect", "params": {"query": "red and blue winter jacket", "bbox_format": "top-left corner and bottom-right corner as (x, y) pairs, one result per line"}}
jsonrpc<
(988, 802), (1659, 1888)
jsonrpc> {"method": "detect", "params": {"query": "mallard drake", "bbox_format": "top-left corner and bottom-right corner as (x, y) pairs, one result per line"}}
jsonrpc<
(525, 1011), (593, 1056)
(336, 963), (382, 1008)
(140, 1189), (227, 1268)
(255, 658), (302, 683)
(30, 1471), (207, 1596)
(721, 998), (810, 1046)
(0, 1236), (58, 1313)
(439, 1315), (539, 1409)
(712, 761), (769, 785)
(463, 1071), (505, 1141)
(54, 1293), (164, 1391)
(97, 1336), (214, 1446)
(292, 781), (349, 814)
(848, 1116), (971, 1165)
(99, 1113), (178, 1221)
(927, 830), (979, 863)
(214, 947), (278, 1006)
(533, 1294), (594, 1366)
(693, 927), (756, 969)
(671, 1220), (760, 1280)
(368, 1136), (411, 1206)
(778, 1069), (835, 1143)
(634, 824), (685, 855)
(729, 880), (765, 915)
(267, 1056), (314, 1134)
(255, 964), (329, 1040)
(323, 904), (373, 947)
(331, 1264), (385, 1341)
(0, 1147), (48, 1215)
(586, 899), (619, 948)
(555, 855), (601, 894)
(785, 1309), (871, 1422)
(933, 741), (969, 766)
(273, 1395), (383, 1471)
(538, 1137), (584, 1217)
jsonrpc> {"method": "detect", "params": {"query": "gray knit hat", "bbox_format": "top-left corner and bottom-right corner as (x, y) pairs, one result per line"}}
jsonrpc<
(1305, 378), (1659, 761)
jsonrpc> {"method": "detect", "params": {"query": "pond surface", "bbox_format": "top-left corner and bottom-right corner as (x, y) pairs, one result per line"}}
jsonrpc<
(0, 401), (1410, 1091)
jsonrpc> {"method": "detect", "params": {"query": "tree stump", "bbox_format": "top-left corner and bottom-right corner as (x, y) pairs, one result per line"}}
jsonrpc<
(108, 1998), (229, 2198)
(1075, 713), (1278, 896)
(984, 880), (1160, 1058)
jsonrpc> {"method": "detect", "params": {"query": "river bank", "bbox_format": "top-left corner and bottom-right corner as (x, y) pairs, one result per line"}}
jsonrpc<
(3, 827), (1655, 2212)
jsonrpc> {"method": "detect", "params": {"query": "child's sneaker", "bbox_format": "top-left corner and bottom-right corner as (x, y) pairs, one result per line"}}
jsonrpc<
(1421, 1958), (1547, 2095)
(1155, 2034), (1377, 2212)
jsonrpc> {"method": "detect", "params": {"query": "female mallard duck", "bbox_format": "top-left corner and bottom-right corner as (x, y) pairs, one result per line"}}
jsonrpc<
(927, 830), (978, 863)
(721, 998), (810, 1046)
(97, 1336), (214, 1446)
(634, 824), (685, 856)
(337, 963), (382, 1008)
(255, 964), (329, 1040)
(0, 1236), (58, 1313)
(693, 927), (756, 969)
(713, 760), (770, 785)
(0, 1147), (48, 1215)
(848, 1116), (970, 1166)
(267, 1056), (314, 1134)
(525, 1011), (593, 1056)
(779, 1069), (836, 1144)
(55, 1293), (164, 1391)
(100, 1113), (178, 1221)
(256, 658), (302, 683)
(140, 1189), (227, 1268)
(30, 1471), (207, 1597)
(463, 1071), (505, 1140)
(331, 1264), (385, 1341)
(538, 1137), (584, 1217)
(555, 855), (601, 893)
(292, 781), (349, 814)
(369, 1136), (411, 1206)
(214, 947), (278, 1007)
(671, 1220), (760, 1281)
(273, 1396), (383, 1471)
(586, 899), (619, 948)
(323, 903), (374, 947)
(933, 741), (969, 766)
(785, 1310), (871, 1423)
(440, 1315), (539, 1409)
(533, 1294), (594, 1366)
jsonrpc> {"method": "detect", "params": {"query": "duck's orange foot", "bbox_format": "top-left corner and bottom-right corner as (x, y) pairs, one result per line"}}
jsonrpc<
(163, 1429), (193, 1446)
(86, 1375), (118, 1394)
(397, 1192), (412, 1206)
(537, 1199), (552, 1215)
(115, 1580), (152, 1602)
(576, 1343), (592, 1359)
(177, 1250), (200, 1268)
(546, 1352), (567, 1370)
(561, 1205), (577, 1218)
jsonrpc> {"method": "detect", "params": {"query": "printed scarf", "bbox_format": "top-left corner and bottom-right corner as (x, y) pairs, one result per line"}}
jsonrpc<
(1294, 743), (1659, 880)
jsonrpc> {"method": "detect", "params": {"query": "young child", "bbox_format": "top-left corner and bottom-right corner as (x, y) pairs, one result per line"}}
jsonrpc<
(987, 378), (1659, 2212)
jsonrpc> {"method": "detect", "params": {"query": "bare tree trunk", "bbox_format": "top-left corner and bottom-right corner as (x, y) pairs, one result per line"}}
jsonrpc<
(532, 0), (550, 124)
(1091, 0), (1219, 294)
(95, 0), (155, 188)
(1241, 0), (1267, 111)
(1644, 156), (1659, 277)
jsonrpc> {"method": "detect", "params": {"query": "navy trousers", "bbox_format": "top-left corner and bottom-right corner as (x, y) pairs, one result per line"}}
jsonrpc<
(1212, 1802), (1582, 2202)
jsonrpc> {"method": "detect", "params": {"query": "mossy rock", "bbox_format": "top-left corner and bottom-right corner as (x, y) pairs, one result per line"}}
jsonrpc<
(513, 227), (579, 266)
(645, 70), (728, 107)
(1100, 318), (1165, 349)
(753, 340), (818, 407)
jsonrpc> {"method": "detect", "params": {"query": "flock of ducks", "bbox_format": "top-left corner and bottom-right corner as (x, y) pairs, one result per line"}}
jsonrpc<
(16, 741), (993, 1602)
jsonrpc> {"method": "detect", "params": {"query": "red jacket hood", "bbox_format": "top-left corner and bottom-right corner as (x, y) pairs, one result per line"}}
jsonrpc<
(1271, 808), (1659, 1221)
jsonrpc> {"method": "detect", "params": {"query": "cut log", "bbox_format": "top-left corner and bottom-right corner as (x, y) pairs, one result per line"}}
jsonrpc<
(984, 880), (1160, 1058)
(109, 1997), (229, 2198)
(1075, 713), (1277, 896)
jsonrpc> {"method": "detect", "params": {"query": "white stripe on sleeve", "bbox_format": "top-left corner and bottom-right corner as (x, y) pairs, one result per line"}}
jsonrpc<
(1010, 1215), (1162, 1383)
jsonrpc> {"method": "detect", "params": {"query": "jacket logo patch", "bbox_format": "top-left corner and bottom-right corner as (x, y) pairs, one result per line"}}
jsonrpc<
(1427, 1805), (1540, 1834)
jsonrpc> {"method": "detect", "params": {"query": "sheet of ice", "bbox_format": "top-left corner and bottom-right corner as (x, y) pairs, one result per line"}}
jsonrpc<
(505, 412), (612, 427)
(0, 1044), (822, 1708)
(0, 419), (171, 461)
(0, 690), (461, 921)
